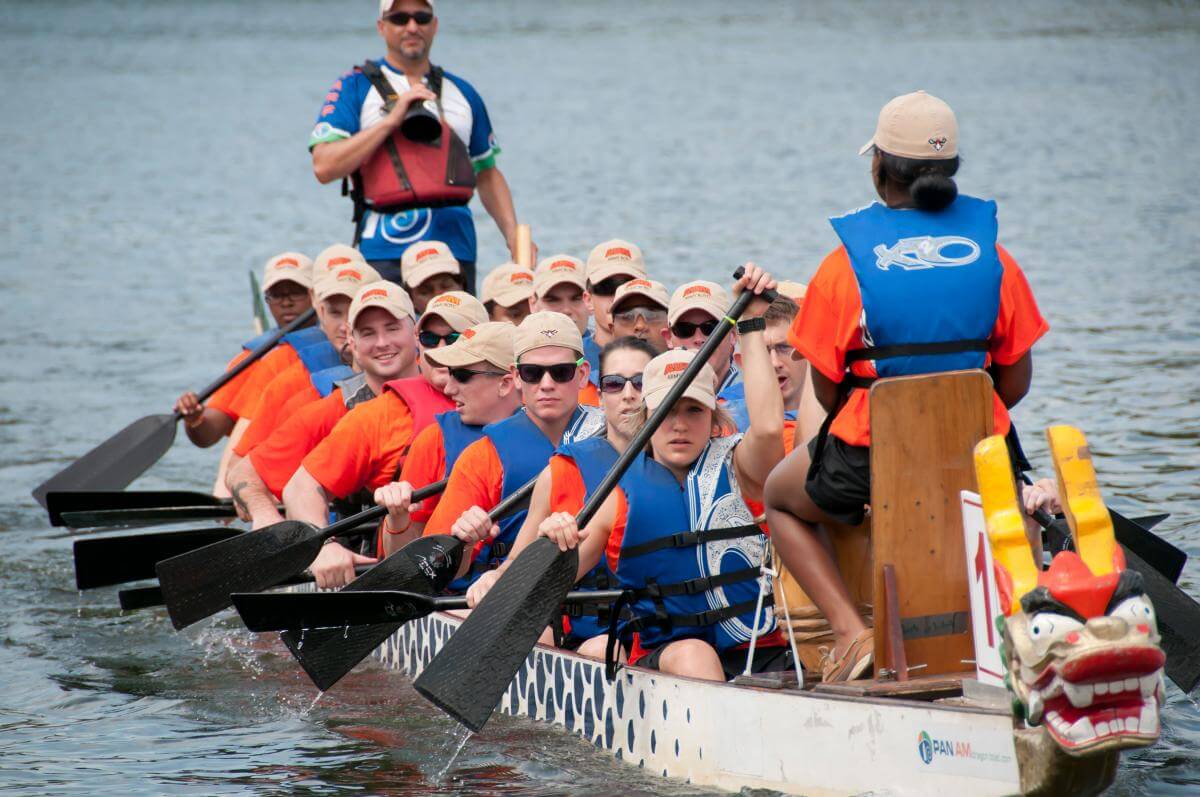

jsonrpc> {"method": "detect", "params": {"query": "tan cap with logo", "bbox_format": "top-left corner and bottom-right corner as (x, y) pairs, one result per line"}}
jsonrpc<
(775, 280), (807, 302)
(513, 311), (584, 361)
(611, 278), (670, 313)
(315, 262), (382, 302)
(667, 279), (731, 326)
(481, 263), (536, 307)
(348, 280), (416, 329)
(401, 240), (461, 288)
(859, 90), (958, 160)
(262, 252), (315, 291)
(425, 321), (515, 371)
(417, 291), (489, 333)
(585, 239), (647, 284)
(313, 244), (366, 277)
(533, 255), (587, 297)
(641, 349), (717, 412)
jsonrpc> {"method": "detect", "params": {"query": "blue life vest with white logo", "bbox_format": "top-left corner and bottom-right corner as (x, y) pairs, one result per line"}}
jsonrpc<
(309, 365), (355, 398)
(292, 339), (342, 378)
(242, 325), (326, 354)
(614, 434), (775, 652)
(582, 329), (601, 387)
(830, 195), (1002, 382)
(555, 436), (619, 640)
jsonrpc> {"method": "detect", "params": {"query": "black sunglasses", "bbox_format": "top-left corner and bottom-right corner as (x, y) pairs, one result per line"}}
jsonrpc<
(588, 275), (634, 297)
(264, 287), (307, 304)
(384, 10), (434, 26)
(418, 330), (460, 348)
(516, 359), (583, 384)
(599, 373), (644, 394)
(670, 318), (719, 339)
(448, 367), (507, 383)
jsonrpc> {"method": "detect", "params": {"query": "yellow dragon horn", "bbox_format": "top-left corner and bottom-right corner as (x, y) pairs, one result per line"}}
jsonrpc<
(974, 434), (1039, 615)
(1046, 425), (1117, 576)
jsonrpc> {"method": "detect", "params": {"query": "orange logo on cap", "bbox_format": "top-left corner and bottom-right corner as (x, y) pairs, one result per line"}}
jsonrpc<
(328, 256), (352, 267)
(625, 279), (652, 290)
(683, 285), (712, 299)
(434, 294), (461, 306)
(336, 268), (363, 281)
(510, 272), (533, 284)
(415, 247), (440, 263)
(275, 258), (300, 269)
(550, 260), (577, 272)
(360, 287), (389, 301)
(605, 247), (632, 260)
(664, 361), (687, 376)
(462, 328), (476, 339)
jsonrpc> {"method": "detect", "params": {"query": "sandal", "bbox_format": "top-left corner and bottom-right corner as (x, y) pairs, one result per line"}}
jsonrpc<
(820, 627), (874, 682)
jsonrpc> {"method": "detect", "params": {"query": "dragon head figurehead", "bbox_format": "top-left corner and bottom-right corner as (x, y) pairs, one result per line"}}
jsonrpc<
(976, 426), (1164, 759)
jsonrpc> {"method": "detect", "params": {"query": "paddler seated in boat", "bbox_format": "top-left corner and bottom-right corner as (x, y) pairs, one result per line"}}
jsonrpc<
(399, 240), (467, 315)
(537, 265), (790, 681)
(480, 262), (534, 325)
(313, 243), (368, 279)
(226, 264), (385, 478)
(282, 284), (486, 588)
(583, 239), (649, 355)
(174, 251), (317, 448)
(462, 336), (659, 659)
(224, 280), (429, 529)
(724, 293), (807, 433)
(608, 279), (670, 353)
(530, 255), (601, 406)
(372, 321), (523, 555)
(662, 279), (746, 406)
(763, 90), (1049, 682)
(420, 311), (605, 592)
(310, 0), (534, 292)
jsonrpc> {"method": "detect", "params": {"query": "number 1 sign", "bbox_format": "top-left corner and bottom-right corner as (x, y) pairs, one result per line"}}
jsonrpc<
(961, 490), (1006, 687)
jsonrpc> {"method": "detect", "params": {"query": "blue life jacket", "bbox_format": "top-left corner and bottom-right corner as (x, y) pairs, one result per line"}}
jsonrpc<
(582, 329), (601, 387)
(613, 434), (775, 653)
(242, 325), (326, 354)
(717, 362), (743, 402)
(830, 195), (1002, 385)
(724, 398), (796, 433)
(309, 365), (354, 398)
(292, 339), (343, 378)
(555, 436), (619, 640)
(436, 411), (486, 474)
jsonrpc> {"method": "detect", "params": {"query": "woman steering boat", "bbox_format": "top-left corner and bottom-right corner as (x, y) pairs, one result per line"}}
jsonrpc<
(536, 266), (791, 682)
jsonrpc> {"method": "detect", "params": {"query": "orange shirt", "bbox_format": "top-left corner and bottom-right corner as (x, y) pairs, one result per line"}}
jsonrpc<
(399, 424), (449, 524)
(422, 437), (505, 537)
(206, 349), (255, 421)
(233, 362), (319, 457)
(226, 345), (301, 421)
(548, 454), (587, 515)
(788, 244), (1048, 447)
(579, 381), (600, 407)
(248, 389), (351, 498)
(302, 390), (415, 498)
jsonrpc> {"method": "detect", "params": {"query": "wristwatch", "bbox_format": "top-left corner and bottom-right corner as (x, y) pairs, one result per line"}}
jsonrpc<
(737, 317), (766, 334)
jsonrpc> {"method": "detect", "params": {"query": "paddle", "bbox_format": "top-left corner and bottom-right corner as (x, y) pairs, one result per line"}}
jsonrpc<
(59, 505), (241, 530)
(74, 527), (245, 590)
(250, 269), (269, 336)
(279, 472), (543, 692)
(31, 307), (316, 509)
(155, 479), (447, 629)
(117, 566), (375, 612)
(46, 490), (228, 527)
(235, 588), (628, 633)
(414, 266), (773, 732)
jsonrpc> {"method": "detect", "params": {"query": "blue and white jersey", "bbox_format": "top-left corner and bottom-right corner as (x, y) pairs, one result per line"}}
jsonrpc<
(310, 58), (500, 263)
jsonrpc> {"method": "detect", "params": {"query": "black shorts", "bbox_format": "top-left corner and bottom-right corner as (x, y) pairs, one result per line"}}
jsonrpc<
(805, 435), (871, 526)
(638, 641), (794, 680)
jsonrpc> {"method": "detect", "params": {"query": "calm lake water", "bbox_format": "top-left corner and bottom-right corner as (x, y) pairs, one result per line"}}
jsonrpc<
(2, 1), (1198, 794)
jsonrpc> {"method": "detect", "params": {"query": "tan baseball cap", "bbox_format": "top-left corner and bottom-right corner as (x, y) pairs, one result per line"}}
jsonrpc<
(534, 255), (587, 297)
(314, 262), (382, 302)
(481, 263), (536, 307)
(379, 0), (433, 18)
(313, 243), (365, 277)
(586, 239), (647, 284)
(262, 252), (314, 291)
(513, 311), (584, 361)
(642, 349), (717, 412)
(348, 280), (416, 329)
(401, 240), (461, 288)
(667, 280), (731, 326)
(611, 278), (670, 313)
(417, 291), (489, 333)
(425, 321), (515, 371)
(776, 280), (807, 301)
(859, 90), (958, 160)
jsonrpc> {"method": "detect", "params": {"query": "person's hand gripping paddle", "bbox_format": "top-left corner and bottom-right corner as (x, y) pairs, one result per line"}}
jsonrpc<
(412, 266), (777, 732)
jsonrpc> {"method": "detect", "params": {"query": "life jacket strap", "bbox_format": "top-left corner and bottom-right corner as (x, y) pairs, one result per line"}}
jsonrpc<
(637, 565), (761, 598)
(618, 523), (762, 561)
(841, 339), (990, 389)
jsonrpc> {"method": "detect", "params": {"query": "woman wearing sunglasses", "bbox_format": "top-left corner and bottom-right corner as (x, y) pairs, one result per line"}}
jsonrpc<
(462, 336), (660, 657)
(422, 311), (604, 587)
(538, 266), (794, 682)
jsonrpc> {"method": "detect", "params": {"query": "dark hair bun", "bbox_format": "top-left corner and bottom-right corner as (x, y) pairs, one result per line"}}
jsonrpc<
(910, 173), (958, 212)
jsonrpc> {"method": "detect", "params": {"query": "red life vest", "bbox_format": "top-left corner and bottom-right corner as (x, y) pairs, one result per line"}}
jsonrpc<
(354, 62), (476, 212)
(382, 376), (455, 434)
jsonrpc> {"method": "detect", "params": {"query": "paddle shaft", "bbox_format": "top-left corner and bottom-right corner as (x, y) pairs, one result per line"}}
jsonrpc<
(121, 565), (376, 611)
(431, 588), (624, 612)
(192, 307), (316, 405)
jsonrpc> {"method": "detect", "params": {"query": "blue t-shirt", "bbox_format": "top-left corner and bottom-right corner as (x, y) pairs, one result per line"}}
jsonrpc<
(310, 58), (499, 263)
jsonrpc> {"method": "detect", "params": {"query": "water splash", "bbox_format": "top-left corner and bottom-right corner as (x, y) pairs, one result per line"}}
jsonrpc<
(342, 624), (349, 639)
(303, 691), (325, 717)
(435, 725), (472, 782)
(297, 629), (306, 650)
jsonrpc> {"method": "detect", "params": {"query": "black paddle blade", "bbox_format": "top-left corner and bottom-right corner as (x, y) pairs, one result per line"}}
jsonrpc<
(281, 535), (464, 692)
(415, 537), (578, 732)
(59, 505), (238, 530)
(1113, 511), (1185, 584)
(234, 590), (437, 632)
(74, 526), (244, 589)
(46, 490), (226, 526)
(32, 414), (179, 508)
(155, 520), (322, 630)
(1121, 545), (1200, 694)
(119, 585), (165, 611)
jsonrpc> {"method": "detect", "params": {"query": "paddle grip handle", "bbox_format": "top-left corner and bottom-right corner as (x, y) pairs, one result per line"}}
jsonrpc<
(192, 307), (317, 404)
(318, 478), (449, 541)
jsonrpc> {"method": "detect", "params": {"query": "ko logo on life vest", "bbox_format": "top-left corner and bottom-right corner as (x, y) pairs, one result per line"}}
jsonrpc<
(873, 236), (981, 272)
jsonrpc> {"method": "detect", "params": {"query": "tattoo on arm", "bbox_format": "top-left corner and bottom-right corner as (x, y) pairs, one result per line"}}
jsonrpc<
(230, 481), (251, 514)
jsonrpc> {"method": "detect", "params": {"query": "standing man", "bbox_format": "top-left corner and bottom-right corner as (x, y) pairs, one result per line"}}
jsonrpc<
(309, 0), (532, 292)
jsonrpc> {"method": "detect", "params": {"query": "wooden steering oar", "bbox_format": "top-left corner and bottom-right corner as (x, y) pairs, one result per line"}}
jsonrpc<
(413, 267), (774, 732)
(155, 479), (447, 629)
(32, 308), (317, 509)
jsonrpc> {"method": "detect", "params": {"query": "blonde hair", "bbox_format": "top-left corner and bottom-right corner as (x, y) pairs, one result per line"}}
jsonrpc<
(620, 401), (737, 447)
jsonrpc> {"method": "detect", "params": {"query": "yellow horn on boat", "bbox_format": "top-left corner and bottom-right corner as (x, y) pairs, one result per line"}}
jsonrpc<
(1047, 425), (1117, 576)
(974, 434), (1039, 615)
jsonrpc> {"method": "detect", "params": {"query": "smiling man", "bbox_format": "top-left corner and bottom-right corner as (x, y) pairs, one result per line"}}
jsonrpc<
(530, 255), (600, 405)
(309, 0), (532, 292)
